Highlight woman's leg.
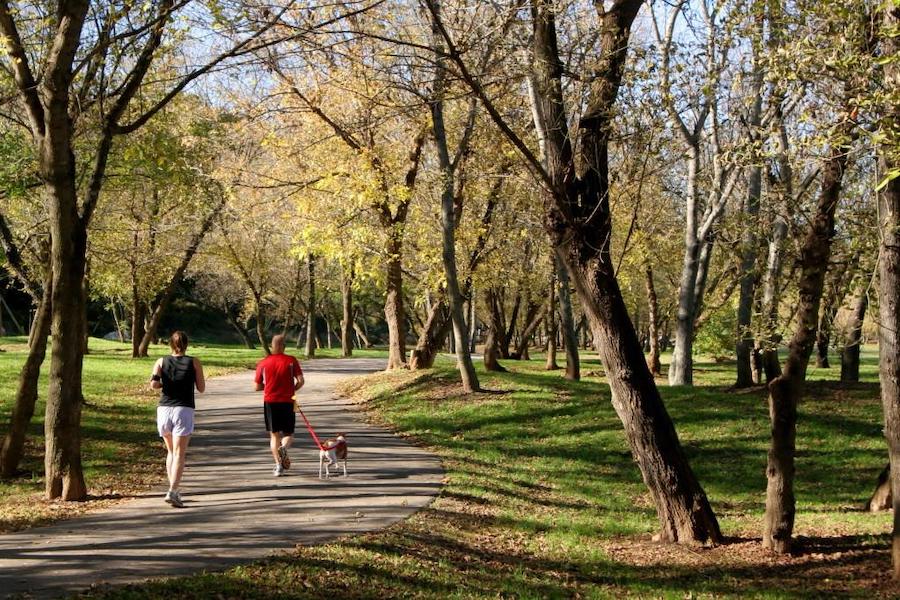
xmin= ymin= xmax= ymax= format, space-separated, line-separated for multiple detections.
xmin=170 ymin=434 xmax=191 ymax=491
xmin=162 ymin=433 xmax=175 ymax=488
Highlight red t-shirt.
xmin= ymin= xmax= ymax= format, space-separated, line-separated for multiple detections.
xmin=254 ymin=353 xmax=303 ymax=403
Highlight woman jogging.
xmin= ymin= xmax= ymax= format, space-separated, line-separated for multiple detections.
xmin=149 ymin=330 xmax=205 ymax=508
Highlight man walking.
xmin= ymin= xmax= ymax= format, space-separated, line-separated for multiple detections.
xmin=254 ymin=334 xmax=304 ymax=476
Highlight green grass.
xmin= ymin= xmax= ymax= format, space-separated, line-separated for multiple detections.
xmin=0 ymin=336 xmax=384 ymax=530
xmin=2 ymin=339 xmax=894 ymax=597
xmin=80 ymin=346 xmax=897 ymax=599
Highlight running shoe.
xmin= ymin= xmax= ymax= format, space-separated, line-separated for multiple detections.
xmin=278 ymin=446 xmax=291 ymax=470
xmin=164 ymin=490 xmax=173 ymax=504
xmin=273 ymin=464 xmax=284 ymax=477
xmin=169 ymin=491 xmax=184 ymax=508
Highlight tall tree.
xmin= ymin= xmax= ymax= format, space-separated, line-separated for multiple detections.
xmin=876 ymin=0 xmax=900 ymax=579
xmin=0 ymin=1 xmax=287 ymax=499
xmin=433 ymin=0 xmax=722 ymax=542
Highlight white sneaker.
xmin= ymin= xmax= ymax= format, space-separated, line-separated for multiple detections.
xmin=273 ymin=464 xmax=284 ymax=477
xmin=164 ymin=490 xmax=173 ymax=504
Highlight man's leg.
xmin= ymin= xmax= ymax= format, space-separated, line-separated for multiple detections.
xmin=270 ymin=432 xmax=283 ymax=464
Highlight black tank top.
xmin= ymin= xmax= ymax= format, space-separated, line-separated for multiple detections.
xmin=159 ymin=355 xmax=196 ymax=408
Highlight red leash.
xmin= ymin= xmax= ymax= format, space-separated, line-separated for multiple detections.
xmin=297 ymin=408 xmax=339 ymax=451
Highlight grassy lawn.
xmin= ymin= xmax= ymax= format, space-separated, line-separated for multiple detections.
xmin=0 ymin=336 xmax=382 ymax=531
xmin=1 ymin=338 xmax=895 ymax=598
xmin=79 ymin=346 xmax=897 ymax=599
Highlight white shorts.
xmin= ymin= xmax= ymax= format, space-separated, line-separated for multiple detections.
xmin=157 ymin=406 xmax=195 ymax=437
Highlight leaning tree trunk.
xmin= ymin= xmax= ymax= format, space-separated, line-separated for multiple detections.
xmin=513 ymin=301 xmax=545 ymax=359
xmin=305 ymin=255 xmax=316 ymax=360
xmin=0 ymin=280 xmax=52 ymax=478
xmin=763 ymin=113 xmax=853 ymax=554
xmin=225 ymin=308 xmax=255 ymax=349
xmin=877 ymin=4 xmax=900 ymax=577
xmin=865 ymin=463 xmax=892 ymax=512
xmin=531 ymin=0 xmax=719 ymax=544
xmin=645 ymin=264 xmax=662 ymax=377
xmin=840 ymin=291 xmax=867 ymax=383
xmin=410 ymin=299 xmax=452 ymax=370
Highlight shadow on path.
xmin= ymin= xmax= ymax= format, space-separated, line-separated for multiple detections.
xmin=0 ymin=358 xmax=444 ymax=598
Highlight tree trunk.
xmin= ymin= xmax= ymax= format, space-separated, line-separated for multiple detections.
xmin=546 ymin=276 xmax=559 ymax=370
xmin=353 ymin=317 xmax=371 ymax=348
xmin=815 ymin=256 xmax=857 ymax=369
xmin=513 ymin=301 xmax=545 ymax=359
xmin=254 ymin=295 xmax=270 ymax=356
xmin=45 ymin=182 xmax=89 ymax=501
xmin=669 ymin=145 xmax=701 ymax=387
xmin=384 ymin=232 xmax=407 ymax=369
xmin=340 ymin=266 xmax=353 ymax=358
xmin=763 ymin=110 xmax=854 ymax=554
xmin=224 ymin=306 xmax=254 ymax=349
xmin=735 ymin=34 xmax=764 ymax=388
xmin=865 ymin=464 xmax=892 ymax=512
xmin=136 ymin=194 xmax=225 ymax=357
xmin=428 ymin=20 xmax=480 ymax=392
xmin=840 ymin=291 xmax=867 ymax=383
xmin=645 ymin=264 xmax=662 ymax=377
xmin=876 ymin=4 xmax=900 ymax=575
xmin=0 ymin=280 xmax=51 ymax=478
xmin=555 ymin=253 xmax=580 ymax=381
xmin=131 ymin=298 xmax=146 ymax=358
xmin=483 ymin=289 xmax=506 ymax=372
xmin=305 ymin=255 xmax=316 ymax=360
xmin=410 ymin=299 xmax=452 ymax=370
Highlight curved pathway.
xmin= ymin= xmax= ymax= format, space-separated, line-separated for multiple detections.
xmin=0 ymin=358 xmax=444 ymax=598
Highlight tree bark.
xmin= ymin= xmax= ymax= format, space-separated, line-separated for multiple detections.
xmin=0 ymin=279 xmax=51 ymax=478
xmin=554 ymin=253 xmax=581 ymax=381
xmin=483 ymin=288 xmax=506 ymax=372
xmin=409 ymin=298 xmax=452 ymax=370
xmin=136 ymin=193 xmax=225 ymax=357
xmin=428 ymin=6 xmax=480 ymax=392
xmin=340 ymin=265 xmax=354 ymax=358
xmin=645 ymin=264 xmax=662 ymax=376
xmin=513 ymin=301 xmax=545 ymax=360
xmin=305 ymin=255 xmax=316 ymax=360
xmin=546 ymin=276 xmax=559 ymax=370
xmin=876 ymin=4 xmax=900 ymax=576
xmin=840 ymin=291 xmax=867 ymax=383
xmin=864 ymin=464 xmax=892 ymax=512
xmin=384 ymin=232 xmax=407 ymax=368
xmin=530 ymin=0 xmax=720 ymax=543
xmin=763 ymin=107 xmax=854 ymax=554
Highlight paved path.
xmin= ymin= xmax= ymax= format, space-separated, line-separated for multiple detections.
xmin=0 ymin=358 xmax=444 ymax=599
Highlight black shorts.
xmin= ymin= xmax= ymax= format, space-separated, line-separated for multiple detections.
xmin=264 ymin=402 xmax=296 ymax=434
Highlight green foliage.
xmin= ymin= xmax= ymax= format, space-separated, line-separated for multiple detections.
xmin=78 ymin=351 xmax=889 ymax=599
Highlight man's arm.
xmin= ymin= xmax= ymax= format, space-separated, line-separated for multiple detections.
xmin=254 ymin=363 xmax=264 ymax=392
xmin=294 ymin=372 xmax=305 ymax=391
